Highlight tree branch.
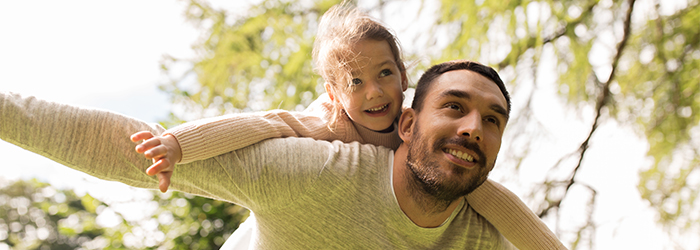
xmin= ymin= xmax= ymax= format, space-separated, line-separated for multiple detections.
xmin=538 ymin=0 xmax=637 ymax=218
xmin=497 ymin=0 xmax=599 ymax=70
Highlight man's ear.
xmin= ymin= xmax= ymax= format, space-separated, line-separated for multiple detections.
xmin=398 ymin=108 xmax=416 ymax=143
xmin=324 ymin=82 xmax=335 ymax=102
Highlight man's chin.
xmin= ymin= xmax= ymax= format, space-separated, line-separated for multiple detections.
xmin=441 ymin=169 xmax=488 ymax=197
xmin=445 ymin=162 xmax=481 ymax=178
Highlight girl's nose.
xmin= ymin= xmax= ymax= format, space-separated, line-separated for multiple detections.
xmin=366 ymin=81 xmax=383 ymax=100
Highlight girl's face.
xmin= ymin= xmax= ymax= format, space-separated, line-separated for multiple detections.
xmin=326 ymin=39 xmax=407 ymax=132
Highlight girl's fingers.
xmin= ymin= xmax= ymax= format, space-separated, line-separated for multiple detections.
xmin=147 ymin=158 xmax=173 ymax=193
xmin=146 ymin=158 xmax=171 ymax=176
xmin=136 ymin=134 xmax=173 ymax=193
xmin=144 ymin=145 xmax=167 ymax=159
xmin=130 ymin=131 xmax=154 ymax=142
xmin=157 ymin=171 xmax=173 ymax=193
xmin=136 ymin=138 xmax=163 ymax=154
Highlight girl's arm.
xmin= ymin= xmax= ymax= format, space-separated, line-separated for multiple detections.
xmin=136 ymin=94 xmax=402 ymax=192
xmin=168 ymin=94 xmax=351 ymax=164
xmin=168 ymin=109 xmax=343 ymax=164
xmin=467 ymin=180 xmax=568 ymax=250
xmin=132 ymin=109 xmax=343 ymax=192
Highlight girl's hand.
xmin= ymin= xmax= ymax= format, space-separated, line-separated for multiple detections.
xmin=130 ymin=131 xmax=182 ymax=193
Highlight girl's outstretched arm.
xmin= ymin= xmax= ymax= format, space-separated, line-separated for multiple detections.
xmin=165 ymin=93 xmax=398 ymax=164
xmin=132 ymin=109 xmax=341 ymax=192
xmin=166 ymin=108 xmax=340 ymax=164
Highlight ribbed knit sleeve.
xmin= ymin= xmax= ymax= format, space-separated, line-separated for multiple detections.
xmin=167 ymin=93 xmax=400 ymax=164
xmin=354 ymin=122 xmax=401 ymax=150
xmin=467 ymin=180 xmax=568 ymax=250
xmin=167 ymin=110 xmax=348 ymax=164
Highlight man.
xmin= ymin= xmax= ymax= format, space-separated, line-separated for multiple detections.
xmin=392 ymin=60 xmax=510 ymax=229
xmin=0 ymin=60 xmax=559 ymax=249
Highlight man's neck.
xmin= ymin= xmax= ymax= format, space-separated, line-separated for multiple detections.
xmin=392 ymin=144 xmax=462 ymax=228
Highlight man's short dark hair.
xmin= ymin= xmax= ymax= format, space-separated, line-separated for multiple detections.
xmin=411 ymin=60 xmax=511 ymax=117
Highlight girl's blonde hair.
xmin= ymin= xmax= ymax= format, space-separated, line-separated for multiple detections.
xmin=312 ymin=3 xmax=406 ymax=130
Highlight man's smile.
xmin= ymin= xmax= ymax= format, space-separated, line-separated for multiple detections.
xmin=443 ymin=148 xmax=478 ymax=169
xmin=446 ymin=148 xmax=475 ymax=162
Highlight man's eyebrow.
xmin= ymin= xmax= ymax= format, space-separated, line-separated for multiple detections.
xmin=441 ymin=89 xmax=509 ymax=119
xmin=490 ymin=104 xmax=509 ymax=120
xmin=440 ymin=89 xmax=471 ymax=100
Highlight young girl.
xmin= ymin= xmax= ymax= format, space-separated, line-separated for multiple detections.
xmin=132 ymin=4 xmax=565 ymax=250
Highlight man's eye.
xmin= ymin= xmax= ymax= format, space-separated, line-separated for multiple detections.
xmin=351 ymin=78 xmax=362 ymax=85
xmin=380 ymin=69 xmax=392 ymax=77
xmin=447 ymin=103 xmax=462 ymax=111
xmin=485 ymin=117 xmax=499 ymax=125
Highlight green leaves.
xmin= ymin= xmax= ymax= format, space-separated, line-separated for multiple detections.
xmin=0 ymin=178 xmax=248 ymax=249
xmin=619 ymin=1 xmax=700 ymax=230
xmin=162 ymin=0 xmax=331 ymax=119
xmin=431 ymin=0 xmax=699 ymax=244
xmin=0 ymin=179 xmax=107 ymax=249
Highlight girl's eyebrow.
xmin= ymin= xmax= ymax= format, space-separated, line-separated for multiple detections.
xmin=375 ymin=59 xmax=396 ymax=68
xmin=351 ymin=59 xmax=396 ymax=76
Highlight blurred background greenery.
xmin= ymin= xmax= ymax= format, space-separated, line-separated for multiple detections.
xmin=1 ymin=0 xmax=698 ymax=249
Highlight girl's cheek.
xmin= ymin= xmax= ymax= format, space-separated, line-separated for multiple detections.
xmin=350 ymin=92 xmax=366 ymax=106
xmin=339 ymin=94 xmax=360 ymax=112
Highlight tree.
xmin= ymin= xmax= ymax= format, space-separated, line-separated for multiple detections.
xmin=0 ymin=178 xmax=248 ymax=249
xmin=0 ymin=178 xmax=106 ymax=249
xmin=160 ymin=0 xmax=700 ymax=248
xmin=159 ymin=0 xmax=331 ymax=125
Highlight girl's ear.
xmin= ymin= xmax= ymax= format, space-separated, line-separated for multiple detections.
xmin=398 ymin=108 xmax=416 ymax=143
xmin=324 ymin=82 xmax=336 ymax=102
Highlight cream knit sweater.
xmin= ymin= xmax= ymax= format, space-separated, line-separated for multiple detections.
xmin=165 ymin=94 xmax=567 ymax=250
xmin=1 ymin=91 xmax=515 ymax=249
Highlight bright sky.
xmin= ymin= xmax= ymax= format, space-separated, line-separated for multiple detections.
xmin=0 ymin=0 xmax=195 ymax=186
xmin=0 ymin=1 xmax=694 ymax=249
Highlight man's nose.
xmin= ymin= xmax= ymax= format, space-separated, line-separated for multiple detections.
xmin=366 ymin=80 xmax=384 ymax=100
xmin=458 ymin=111 xmax=482 ymax=142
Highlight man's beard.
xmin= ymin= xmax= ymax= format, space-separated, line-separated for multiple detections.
xmin=405 ymin=123 xmax=492 ymax=205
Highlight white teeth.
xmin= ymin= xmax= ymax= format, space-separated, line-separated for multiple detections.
xmin=367 ymin=104 xmax=387 ymax=112
xmin=448 ymin=149 xmax=474 ymax=162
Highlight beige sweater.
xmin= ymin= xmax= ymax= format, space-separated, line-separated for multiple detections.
xmin=167 ymin=94 xmax=567 ymax=250
xmin=0 ymin=91 xmax=514 ymax=249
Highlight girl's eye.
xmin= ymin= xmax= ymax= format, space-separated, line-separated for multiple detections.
xmin=380 ymin=69 xmax=392 ymax=77
xmin=351 ymin=78 xmax=362 ymax=86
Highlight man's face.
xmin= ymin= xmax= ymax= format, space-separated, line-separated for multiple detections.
xmin=404 ymin=70 xmax=508 ymax=200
